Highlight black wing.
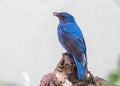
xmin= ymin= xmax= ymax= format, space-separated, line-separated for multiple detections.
xmin=61 ymin=31 xmax=86 ymax=62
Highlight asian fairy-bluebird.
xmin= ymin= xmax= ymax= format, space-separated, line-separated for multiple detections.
xmin=53 ymin=12 xmax=88 ymax=80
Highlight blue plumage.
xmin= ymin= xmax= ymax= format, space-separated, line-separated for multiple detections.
xmin=53 ymin=12 xmax=87 ymax=80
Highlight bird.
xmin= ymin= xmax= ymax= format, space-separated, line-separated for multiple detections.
xmin=53 ymin=12 xmax=88 ymax=80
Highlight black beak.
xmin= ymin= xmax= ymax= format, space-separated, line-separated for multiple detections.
xmin=53 ymin=12 xmax=60 ymax=17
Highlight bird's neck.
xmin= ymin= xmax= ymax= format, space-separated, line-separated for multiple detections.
xmin=59 ymin=20 xmax=75 ymax=24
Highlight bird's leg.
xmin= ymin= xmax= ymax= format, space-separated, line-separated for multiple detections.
xmin=66 ymin=51 xmax=72 ymax=56
xmin=66 ymin=51 xmax=70 ymax=55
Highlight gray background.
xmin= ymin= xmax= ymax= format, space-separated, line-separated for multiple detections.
xmin=0 ymin=0 xmax=120 ymax=86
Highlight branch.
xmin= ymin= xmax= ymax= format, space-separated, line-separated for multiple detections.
xmin=39 ymin=53 xmax=118 ymax=86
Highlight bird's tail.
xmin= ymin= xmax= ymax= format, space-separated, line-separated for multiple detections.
xmin=73 ymin=53 xmax=85 ymax=80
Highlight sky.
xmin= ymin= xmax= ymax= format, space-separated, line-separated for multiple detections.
xmin=0 ymin=0 xmax=120 ymax=86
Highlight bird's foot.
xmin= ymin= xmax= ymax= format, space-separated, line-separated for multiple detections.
xmin=62 ymin=52 xmax=72 ymax=56
xmin=67 ymin=52 xmax=72 ymax=56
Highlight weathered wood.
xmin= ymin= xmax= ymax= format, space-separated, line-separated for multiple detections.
xmin=40 ymin=53 xmax=118 ymax=86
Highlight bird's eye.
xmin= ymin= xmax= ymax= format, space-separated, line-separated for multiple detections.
xmin=61 ymin=14 xmax=65 ymax=18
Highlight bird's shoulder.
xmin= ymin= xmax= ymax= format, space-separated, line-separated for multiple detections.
xmin=58 ymin=22 xmax=83 ymax=39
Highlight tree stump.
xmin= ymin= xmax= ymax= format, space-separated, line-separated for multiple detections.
xmin=39 ymin=53 xmax=118 ymax=86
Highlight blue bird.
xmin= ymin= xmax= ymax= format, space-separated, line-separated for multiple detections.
xmin=53 ymin=12 xmax=88 ymax=80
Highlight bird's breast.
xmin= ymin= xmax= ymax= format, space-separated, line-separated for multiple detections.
xmin=57 ymin=27 xmax=63 ymax=44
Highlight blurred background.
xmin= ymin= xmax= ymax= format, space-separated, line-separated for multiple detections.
xmin=0 ymin=0 xmax=120 ymax=86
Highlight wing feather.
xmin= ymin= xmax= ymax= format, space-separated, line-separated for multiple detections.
xmin=61 ymin=31 xmax=86 ymax=62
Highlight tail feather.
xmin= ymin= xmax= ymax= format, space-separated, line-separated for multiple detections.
xmin=73 ymin=53 xmax=85 ymax=80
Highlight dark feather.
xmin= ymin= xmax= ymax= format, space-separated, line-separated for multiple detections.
xmin=61 ymin=31 xmax=85 ymax=62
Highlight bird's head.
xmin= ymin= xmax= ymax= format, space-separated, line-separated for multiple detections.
xmin=53 ymin=12 xmax=75 ymax=23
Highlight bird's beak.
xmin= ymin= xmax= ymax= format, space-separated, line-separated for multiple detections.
xmin=53 ymin=12 xmax=60 ymax=17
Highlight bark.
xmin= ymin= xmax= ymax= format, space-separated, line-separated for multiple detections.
xmin=39 ymin=53 xmax=118 ymax=86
